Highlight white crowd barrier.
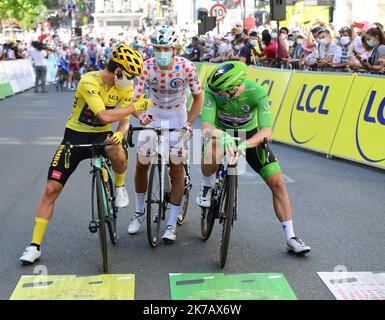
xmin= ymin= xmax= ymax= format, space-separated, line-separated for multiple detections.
xmin=0 ymin=58 xmax=57 ymax=99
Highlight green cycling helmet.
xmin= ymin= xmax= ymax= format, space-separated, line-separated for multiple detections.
xmin=207 ymin=61 xmax=247 ymax=92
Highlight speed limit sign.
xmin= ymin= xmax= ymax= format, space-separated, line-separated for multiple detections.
xmin=210 ymin=3 xmax=227 ymax=21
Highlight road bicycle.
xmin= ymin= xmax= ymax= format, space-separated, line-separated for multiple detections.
xmin=64 ymin=140 xmax=127 ymax=272
xmin=200 ymin=137 xmax=270 ymax=268
xmin=127 ymin=125 xmax=192 ymax=248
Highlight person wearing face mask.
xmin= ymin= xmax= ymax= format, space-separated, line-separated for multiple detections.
xmin=316 ymin=29 xmax=339 ymax=69
xmin=356 ymin=28 xmax=385 ymax=72
xmin=19 ymin=45 xmax=151 ymax=265
xmin=347 ymin=34 xmax=374 ymax=71
xmin=238 ymin=31 xmax=260 ymax=65
xmin=329 ymin=27 xmax=353 ymax=70
xmin=127 ymin=26 xmax=204 ymax=242
xmin=288 ymin=33 xmax=305 ymax=69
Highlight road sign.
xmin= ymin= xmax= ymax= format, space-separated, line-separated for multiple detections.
xmin=210 ymin=3 xmax=227 ymax=21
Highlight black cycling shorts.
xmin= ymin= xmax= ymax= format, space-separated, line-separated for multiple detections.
xmin=203 ymin=128 xmax=282 ymax=180
xmin=233 ymin=128 xmax=281 ymax=180
xmin=47 ymin=128 xmax=112 ymax=186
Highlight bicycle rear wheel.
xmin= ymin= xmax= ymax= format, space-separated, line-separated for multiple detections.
xmin=146 ymin=162 xmax=163 ymax=248
xmin=94 ymin=171 xmax=109 ymax=273
xmin=177 ymin=163 xmax=191 ymax=225
xmin=219 ymin=172 xmax=237 ymax=268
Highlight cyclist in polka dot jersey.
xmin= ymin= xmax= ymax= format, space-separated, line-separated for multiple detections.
xmin=134 ymin=51 xmax=202 ymax=128
xmin=128 ymin=26 xmax=204 ymax=242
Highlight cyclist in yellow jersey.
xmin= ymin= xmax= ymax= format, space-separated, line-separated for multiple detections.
xmin=20 ymin=45 xmax=151 ymax=265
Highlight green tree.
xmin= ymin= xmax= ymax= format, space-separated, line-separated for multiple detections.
xmin=0 ymin=0 xmax=47 ymax=29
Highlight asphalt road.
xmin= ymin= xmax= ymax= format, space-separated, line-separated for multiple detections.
xmin=0 ymin=85 xmax=384 ymax=300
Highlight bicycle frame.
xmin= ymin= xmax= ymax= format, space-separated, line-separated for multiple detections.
xmin=91 ymin=155 xmax=115 ymax=219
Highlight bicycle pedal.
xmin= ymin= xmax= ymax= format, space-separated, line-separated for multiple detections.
xmin=89 ymin=221 xmax=98 ymax=233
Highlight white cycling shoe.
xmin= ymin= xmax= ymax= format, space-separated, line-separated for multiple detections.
xmin=115 ymin=187 xmax=129 ymax=208
xmin=162 ymin=225 xmax=177 ymax=242
xmin=196 ymin=186 xmax=212 ymax=208
xmin=20 ymin=245 xmax=41 ymax=265
xmin=128 ymin=212 xmax=145 ymax=234
xmin=287 ymin=237 xmax=311 ymax=255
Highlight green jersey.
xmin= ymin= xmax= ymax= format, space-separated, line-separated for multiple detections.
xmin=201 ymin=80 xmax=272 ymax=131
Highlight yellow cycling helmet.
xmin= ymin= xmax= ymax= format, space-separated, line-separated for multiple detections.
xmin=110 ymin=44 xmax=144 ymax=77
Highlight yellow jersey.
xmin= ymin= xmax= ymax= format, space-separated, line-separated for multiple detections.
xmin=66 ymin=71 xmax=134 ymax=133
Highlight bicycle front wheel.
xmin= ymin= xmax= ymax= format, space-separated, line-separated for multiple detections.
xmin=219 ymin=173 xmax=237 ymax=268
xmin=103 ymin=167 xmax=118 ymax=245
xmin=177 ymin=163 xmax=191 ymax=225
xmin=146 ymin=163 xmax=163 ymax=248
xmin=94 ymin=171 xmax=109 ymax=273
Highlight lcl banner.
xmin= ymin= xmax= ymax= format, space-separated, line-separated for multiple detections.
xmin=273 ymin=71 xmax=354 ymax=154
xmin=330 ymin=74 xmax=385 ymax=169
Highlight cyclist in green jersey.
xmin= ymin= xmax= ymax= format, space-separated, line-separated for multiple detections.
xmin=197 ymin=61 xmax=311 ymax=254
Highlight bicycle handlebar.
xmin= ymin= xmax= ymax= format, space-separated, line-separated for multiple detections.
xmin=63 ymin=139 xmax=127 ymax=169
xmin=127 ymin=125 xmax=179 ymax=148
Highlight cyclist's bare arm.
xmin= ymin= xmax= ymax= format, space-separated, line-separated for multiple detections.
xmin=187 ymin=92 xmax=203 ymax=124
xmin=243 ymin=127 xmax=272 ymax=148
xmin=96 ymin=105 xmax=137 ymax=124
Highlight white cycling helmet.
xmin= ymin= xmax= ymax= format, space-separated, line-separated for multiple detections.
xmin=151 ymin=25 xmax=179 ymax=47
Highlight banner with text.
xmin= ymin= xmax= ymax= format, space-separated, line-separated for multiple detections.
xmin=273 ymin=72 xmax=354 ymax=154
xmin=330 ymin=74 xmax=385 ymax=169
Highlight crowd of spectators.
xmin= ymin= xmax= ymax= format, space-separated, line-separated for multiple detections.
xmin=1 ymin=19 xmax=385 ymax=81
xmin=183 ymin=20 xmax=385 ymax=74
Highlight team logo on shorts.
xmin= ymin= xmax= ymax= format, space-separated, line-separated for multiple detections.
xmin=170 ymin=78 xmax=184 ymax=88
xmin=241 ymin=104 xmax=251 ymax=113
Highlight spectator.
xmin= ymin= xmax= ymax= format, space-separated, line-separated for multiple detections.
xmin=316 ymin=28 xmax=339 ymax=69
xmin=300 ymin=41 xmax=318 ymax=70
xmin=354 ymin=28 xmax=385 ymax=72
xmin=29 ymin=42 xmax=48 ymax=93
xmin=348 ymin=34 xmax=373 ymax=71
xmin=288 ymin=33 xmax=306 ymax=69
xmin=257 ymin=32 xmax=277 ymax=66
xmin=238 ymin=31 xmax=260 ymax=65
xmin=332 ymin=26 xmax=354 ymax=70
xmin=188 ymin=36 xmax=202 ymax=62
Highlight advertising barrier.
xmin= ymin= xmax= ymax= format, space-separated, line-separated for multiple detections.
xmin=330 ymin=74 xmax=385 ymax=169
xmin=0 ymin=63 xmax=13 ymax=99
xmin=272 ymin=71 xmax=354 ymax=154
xmin=246 ymin=66 xmax=292 ymax=123
xmin=0 ymin=60 xmax=35 ymax=94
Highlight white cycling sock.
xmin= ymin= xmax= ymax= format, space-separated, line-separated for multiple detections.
xmin=202 ymin=173 xmax=215 ymax=187
xmin=281 ymin=220 xmax=295 ymax=241
xmin=135 ymin=192 xmax=146 ymax=214
xmin=167 ymin=204 xmax=180 ymax=228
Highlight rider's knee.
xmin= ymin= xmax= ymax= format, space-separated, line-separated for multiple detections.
xmin=44 ymin=182 xmax=62 ymax=199
xmin=269 ymin=177 xmax=286 ymax=195
xmin=170 ymin=147 xmax=184 ymax=166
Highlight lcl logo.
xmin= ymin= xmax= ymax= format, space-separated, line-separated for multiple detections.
xmin=290 ymin=84 xmax=331 ymax=144
xmin=356 ymin=90 xmax=385 ymax=163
